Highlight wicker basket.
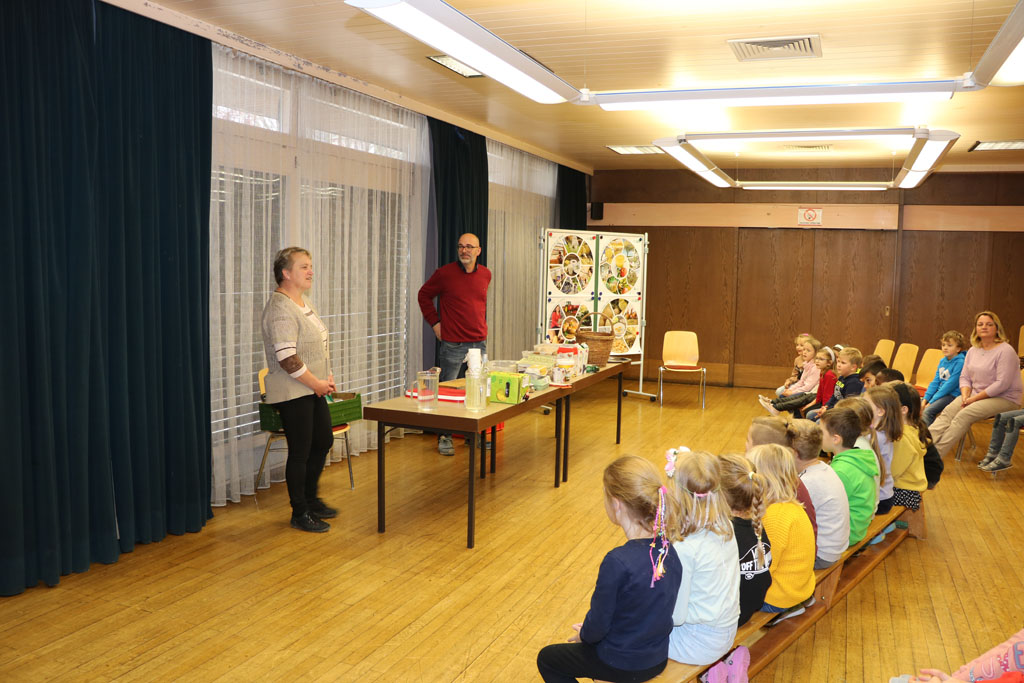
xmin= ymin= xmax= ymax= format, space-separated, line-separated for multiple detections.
xmin=576 ymin=312 xmax=615 ymax=366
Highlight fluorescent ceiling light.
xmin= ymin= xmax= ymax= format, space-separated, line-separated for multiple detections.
xmin=971 ymin=0 xmax=1024 ymax=86
xmin=607 ymin=145 xmax=666 ymax=155
xmin=969 ymin=140 xmax=1024 ymax=151
xmin=740 ymin=182 xmax=890 ymax=191
xmin=898 ymin=171 xmax=929 ymax=189
xmin=654 ymin=128 xmax=959 ymax=191
xmin=909 ymin=139 xmax=954 ymax=172
xmin=991 ymin=40 xmax=1024 ymax=85
xmin=654 ymin=140 xmax=710 ymax=173
xmin=346 ymin=0 xmax=580 ymax=104
xmin=683 ymin=128 xmax=916 ymax=143
xmin=595 ymin=81 xmax=964 ymax=111
xmin=427 ymin=55 xmax=482 ymax=78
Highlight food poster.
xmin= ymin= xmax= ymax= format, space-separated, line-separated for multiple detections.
xmin=596 ymin=296 xmax=642 ymax=354
xmin=545 ymin=298 xmax=594 ymax=344
xmin=596 ymin=235 xmax=643 ymax=297
xmin=546 ymin=230 xmax=596 ymax=296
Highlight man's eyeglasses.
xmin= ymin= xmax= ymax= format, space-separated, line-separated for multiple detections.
xmin=457 ymin=244 xmax=479 ymax=251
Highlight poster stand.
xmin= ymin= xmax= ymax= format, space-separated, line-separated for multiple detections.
xmin=539 ymin=229 xmax=655 ymax=401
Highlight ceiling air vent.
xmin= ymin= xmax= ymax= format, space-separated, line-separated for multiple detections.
xmin=728 ymin=35 xmax=822 ymax=61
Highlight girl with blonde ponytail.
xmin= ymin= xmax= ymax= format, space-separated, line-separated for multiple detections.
xmin=717 ymin=453 xmax=773 ymax=627
xmin=746 ymin=445 xmax=816 ymax=616
xmin=537 ymin=456 xmax=682 ymax=683
xmin=662 ymin=448 xmax=739 ymax=665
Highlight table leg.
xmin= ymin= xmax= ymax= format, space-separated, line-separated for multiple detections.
xmin=554 ymin=398 xmax=563 ymax=488
xmin=490 ymin=425 xmax=497 ymax=473
xmin=467 ymin=431 xmax=476 ymax=549
xmin=377 ymin=420 xmax=386 ymax=533
xmin=480 ymin=431 xmax=486 ymax=479
xmin=562 ymin=394 xmax=571 ymax=483
xmin=616 ymin=370 xmax=623 ymax=444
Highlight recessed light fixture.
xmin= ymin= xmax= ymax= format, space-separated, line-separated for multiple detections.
xmin=969 ymin=140 xmax=1024 ymax=151
xmin=427 ymin=55 xmax=483 ymax=78
xmin=653 ymin=128 xmax=960 ymax=191
xmin=606 ymin=145 xmax=665 ymax=155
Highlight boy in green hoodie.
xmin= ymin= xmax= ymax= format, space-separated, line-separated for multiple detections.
xmin=819 ymin=407 xmax=881 ymax=545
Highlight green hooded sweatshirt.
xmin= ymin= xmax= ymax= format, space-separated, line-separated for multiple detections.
xmin=830 ymin=447 xmax=880 ymax=545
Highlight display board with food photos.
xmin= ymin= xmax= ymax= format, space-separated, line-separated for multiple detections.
xmin=541 ymin=230 xmax=648 ymax=356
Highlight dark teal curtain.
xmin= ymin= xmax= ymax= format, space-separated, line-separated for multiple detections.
xmin=0 ymin=0 xmax=211 ymax=596
xmin=556 ymin=164 xmax=588 ymax=229
xmin=427 ymin=118 xmax=488 ymax=266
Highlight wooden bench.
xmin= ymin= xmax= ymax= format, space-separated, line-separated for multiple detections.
xmin=646 ymin=501 xmax=925 ymax=682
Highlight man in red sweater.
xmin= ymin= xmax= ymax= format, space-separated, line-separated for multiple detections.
xmin=418 ymin=233 xmax=492 ymax=455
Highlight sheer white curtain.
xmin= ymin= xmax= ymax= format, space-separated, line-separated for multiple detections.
xmin=209 ymin=45 xmax=429 ymax=506
xmin=486 ymin=139 xmax=557 ymax=361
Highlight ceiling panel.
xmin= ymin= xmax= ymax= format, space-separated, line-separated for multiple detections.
xmin=157 ymin=0 xmax=1024 ymax=172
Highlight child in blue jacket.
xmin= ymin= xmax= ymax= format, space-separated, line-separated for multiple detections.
xmin=922 ymin=330 xmax=967 ymax=425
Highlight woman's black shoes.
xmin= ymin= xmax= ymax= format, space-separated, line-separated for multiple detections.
xmin=308 ymin=499 xmax=338 ymax=519
xmin=291 ymin=511 xmax=329 ymax=533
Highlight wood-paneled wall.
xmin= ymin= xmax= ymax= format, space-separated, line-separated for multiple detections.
xmin=592 ymin=170 xmax=1024 ymax=387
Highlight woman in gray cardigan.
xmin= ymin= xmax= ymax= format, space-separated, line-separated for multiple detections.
xmin=261 ymin=247 xmax=337 ymax=533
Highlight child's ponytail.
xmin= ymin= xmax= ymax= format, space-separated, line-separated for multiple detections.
xmin=603 ymin=455 xmax=678 ymax=586
xmin=748 ymin=471 xmax=769 ymax=569
xmin=717 ymin=453 xmax=768 ymax=568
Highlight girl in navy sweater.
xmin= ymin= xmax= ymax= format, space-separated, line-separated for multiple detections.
xmin=537 ymin=456 xmax=682 ymax=683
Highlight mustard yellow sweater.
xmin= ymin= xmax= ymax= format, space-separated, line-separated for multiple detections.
xmin=763 ymin=501 xmax=816 ymax=609
xmin=891 ymin=425 xmax=928 ymax=492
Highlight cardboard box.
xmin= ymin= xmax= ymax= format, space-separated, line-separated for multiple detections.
xmin=490 ymin=372 xmax=529 ymax=404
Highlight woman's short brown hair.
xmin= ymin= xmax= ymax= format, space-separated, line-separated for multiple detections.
xmin=273 ymin=247 xmax=311 ymax=285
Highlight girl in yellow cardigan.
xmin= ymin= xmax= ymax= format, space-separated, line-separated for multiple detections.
xmin=746 ymin=444 xmax=816 ymax=617
xmin=889 ymin=382 xmax=929 ymax=510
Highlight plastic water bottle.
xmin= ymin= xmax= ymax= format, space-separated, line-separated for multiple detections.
xmin=465 ymin=365 xmax=486 ymax=412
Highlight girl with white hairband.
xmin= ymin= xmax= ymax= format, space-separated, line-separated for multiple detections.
xmin=662 ymin=447 xmax=741 ymax=667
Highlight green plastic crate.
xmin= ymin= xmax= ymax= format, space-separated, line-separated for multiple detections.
xmin=259 ymin=392 xmax=362 ymax=432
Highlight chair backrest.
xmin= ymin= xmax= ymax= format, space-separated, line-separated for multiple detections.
xmin=663 ymin=331 xmax=699 ymax=366
xmin=258 ymin=367 xmax=269 ymax=400
xmin=1018 ymin=324 xmax=1024 ymax=356
xmin=890 ymin=343 xmax=919 ymax=381
xmin=873 ymin=338 xmax=895 ymax=366
xmin=913 ymin=348 xmax=943 ymax=389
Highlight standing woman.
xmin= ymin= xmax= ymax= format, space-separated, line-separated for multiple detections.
xmin=930 ymin=311 xmax=1023 ymax=459
xmin=262 ymin=247 xmax=337 ymax=533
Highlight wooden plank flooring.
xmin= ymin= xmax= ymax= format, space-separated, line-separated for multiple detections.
xmin=1 ymin=382 xmax=1021 ymax=682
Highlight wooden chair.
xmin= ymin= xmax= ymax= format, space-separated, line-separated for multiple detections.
xmin=872 ymin=338 xmax=895 ymax=366
xmin=1018 ymin=324 xmax=1024 ymax=357
xmin=658 ymin=331 xmax=706 ymax=409
xmin=256 ymin=369 xmax=355 ymax=491
xmin=913 ymin=348 xmax=943 ymax=396
xmin=890 ymin=343 xmax=919 ymax=381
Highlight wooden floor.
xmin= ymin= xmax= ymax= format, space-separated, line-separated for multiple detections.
xmin=2 ymin=381 xmax=1022 ymax=682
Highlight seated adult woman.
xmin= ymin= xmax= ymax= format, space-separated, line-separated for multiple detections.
xmin=929 ymin=311 xmax=1023 ymax=458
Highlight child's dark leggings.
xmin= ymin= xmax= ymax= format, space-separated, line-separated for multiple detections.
xmin=537 ymin=643 xmax=666 ymax=683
